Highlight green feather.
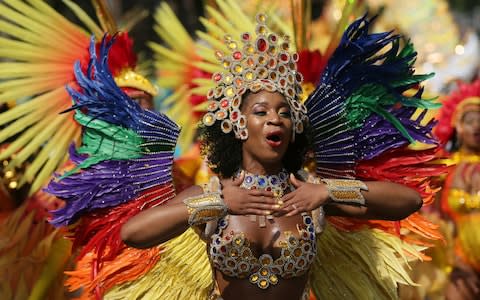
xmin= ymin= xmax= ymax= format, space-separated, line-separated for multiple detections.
xmin=60 ymin=111 xmax=143 ymax=178
xmin=345 ymin=83 xmax=436 ymax=143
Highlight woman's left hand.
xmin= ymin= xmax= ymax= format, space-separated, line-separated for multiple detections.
xmin=278 ymin=174 xmax=329 ymax=217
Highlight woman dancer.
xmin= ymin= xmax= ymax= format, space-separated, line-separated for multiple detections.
xmin=47 ymin=6 xmax=445 ymax=299
xmin=435 ymin=80 xmax=480 ymax=300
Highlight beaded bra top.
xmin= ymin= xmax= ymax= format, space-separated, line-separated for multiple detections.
xmin=209 ymin=213 xmax=317 ymax=290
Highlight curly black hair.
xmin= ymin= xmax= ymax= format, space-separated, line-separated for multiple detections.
xmin=198 ymin=107 xmax=312 ymax=179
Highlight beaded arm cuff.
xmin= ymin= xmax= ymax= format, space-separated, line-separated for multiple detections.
xmin=320 ymin=179 xmax=368 ymax=206
xmin=184 ymin=177 xmax=227 ymax=226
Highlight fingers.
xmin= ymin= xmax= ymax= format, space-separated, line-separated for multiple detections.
xmin=283 ymin=202 xmax=304 ymax=217
xmin=247 ymin=202 xmax=283 ymax=212
xmin=289 ymin=173 xmax=302 ymax=188
xmin=280 ymin=192 xmax=295 ymax=204
xmin=285 ymin=206 xmax=301 ymax=217
xmin=248 ymin=190 xmax=278 ymax=204
xmin=250 ymin=197 xmax=278 ymax=205
xmin=248 ymin=189 xmax=275 ymax=197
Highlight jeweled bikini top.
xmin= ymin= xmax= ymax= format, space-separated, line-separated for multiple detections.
xmin=209 ymin=214 xmax=317 ymax=290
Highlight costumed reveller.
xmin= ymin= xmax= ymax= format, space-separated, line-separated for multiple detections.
xmin=435 ymin=79 xmax=480 ymax=300
xmin=0 ymin=1 xmax=157 ymax=299
xmin=45 ymin=1 xmax=448 ymax=298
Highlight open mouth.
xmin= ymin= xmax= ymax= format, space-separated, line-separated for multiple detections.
xmin=266 ymin=132 xmax=283 ymax=147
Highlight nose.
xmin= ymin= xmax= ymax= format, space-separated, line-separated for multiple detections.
xmin=266 ymin=111 xmax=281 ymax=125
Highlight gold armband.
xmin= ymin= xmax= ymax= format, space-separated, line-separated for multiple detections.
xmin=184 ymin=176 xmax=227 ymax=226
xmin=321 ymin=178 xmax=368 ymax=206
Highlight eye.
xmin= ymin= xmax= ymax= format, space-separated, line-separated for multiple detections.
xmin=279 ymin=110 xmax=291 ymax=117
xmin=253 ymin=110 xmax=267 ymax=116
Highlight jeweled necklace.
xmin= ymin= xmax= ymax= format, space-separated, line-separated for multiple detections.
xmin=239 ymin=169 xmax=292 ymax=227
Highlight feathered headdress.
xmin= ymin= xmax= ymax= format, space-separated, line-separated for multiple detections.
xmin=434 ymin=79 xmax=480 ymax=146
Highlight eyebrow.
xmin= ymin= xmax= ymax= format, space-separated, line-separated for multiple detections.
xmin=251 ymin=100 xmax=290 ymax=109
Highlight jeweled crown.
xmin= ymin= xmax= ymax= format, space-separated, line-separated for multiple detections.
xmin=202 ymin=13 xmax=308 ymax=140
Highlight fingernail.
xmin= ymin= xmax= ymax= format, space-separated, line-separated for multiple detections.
xmin=278 ymin=200 xmax=284 ymax=205
xmin=274 ymin=204 xmax=280 ymax=209
xmin=265 ymin=211 xmax=271 ymax=215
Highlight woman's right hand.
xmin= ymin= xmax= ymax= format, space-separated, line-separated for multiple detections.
xmin=221 ymin=171 xmax=281 ymax=216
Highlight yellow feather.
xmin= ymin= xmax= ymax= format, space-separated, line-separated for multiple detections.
xmin=0 ymin=106 xmax=49 ymax=142
xmin=28 ymin=237 xmax=71 ymax=300
xmin=191 ymin=60 xmax=222 ymax=74
xmin=0 ymin=63 xmax=73 ymax=78
xmin=12 ymin=113 xmax=67 ymax=168
xmin=62 ymin=0 xmax=102 ymax=38
xmin=149 ymin=43 xmax=190 ymax=64
xmin=191 ymin=77 xmax=214 ymax=86
xmin=205 ymin=5 xmax=240 ymax=38
xmin=190 ymin=85 xmax=213 ymax=95
xmin=5 ymin=0 xmax=88 ymax=48
xmin=29 ymin=123 xmax=79 ymax=194
xmin=156 ymin=77 xmax=184 ymax=87
xmin=0 ymin=88 xmax=66 ymax=125
xmin=153 ymin=3 xmax=193 ymax=53
xmin=0 ymin=120 xmax=44 ymax=161
xmin=195 ymin=30 xmax=229 ymax=53
xmin=162 ymin=86 xmax=189 ymax=107
xmin=199 ymin=16 xmax=228 ymax=40
xmin=0 ymin=2 xmax=79 ymax=49
xmin=225 ymin=0 xmax=253 ymax=26
xmin=194 ymin=102 xmax=209 ymax=112
xmin=105 ymin=229 xmax=212 ymax=300
xmin=310 ymin=224 xmax=425 ymax=300
xmin=0 ymin=42 xmax=82 ymax=63
xmin=153 ymin=61 xmax=185 ymax=72
xmin=0 ymin=76 xmax=70 ymax=103
xmin=217 ymin=0 xmax=254 ymax=32
xmin=21 ymin=120 xmax=71 ymax=185
xmin=195 ymin=44 xmax=218 ymax=64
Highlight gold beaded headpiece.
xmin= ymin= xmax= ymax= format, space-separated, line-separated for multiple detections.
xmin=201 ymin=13 xmax=308 ymax=140
xmin=452 ymin=96 xmax=480 ymax=125
xmin=114 ymin=69 xmax=158 ymax=97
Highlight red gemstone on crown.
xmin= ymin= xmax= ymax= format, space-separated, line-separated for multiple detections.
xmin=231 ymin=111 xmax=239 ymax=120
xmin=257 ymin=38 xmax=267 ymax=52
xmin=220 ymin=99 xmax=229 ymax=108
xmin=208 ymin=102 xmax=217 ymax=110
xmin=280 ymin=53 xmax=288 ymax=61
xmin=242 ymin=33 xmax=250 ymax=40
xmin=233 ymin=51 xmax=242 ymax=60
xmin=213 ymin=73 xmax=222 ymax=81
